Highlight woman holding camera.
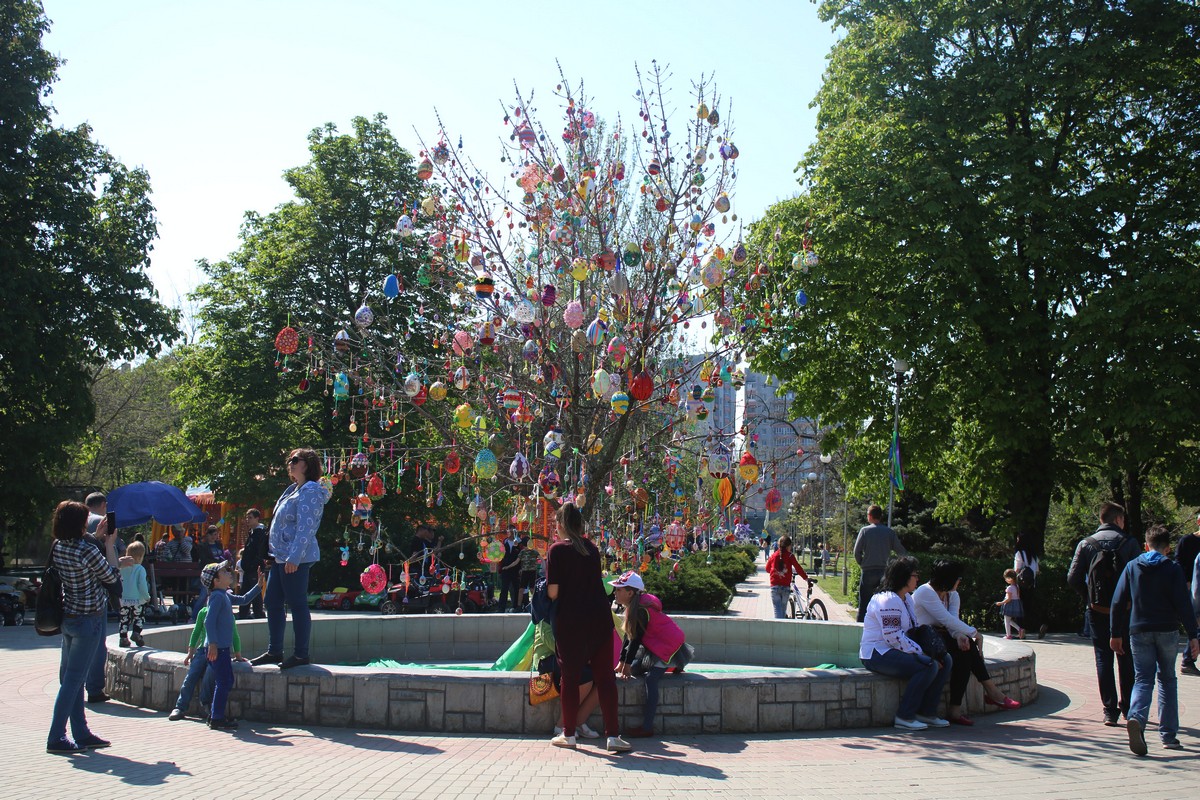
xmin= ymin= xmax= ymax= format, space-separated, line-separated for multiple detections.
xmin=46 ymin=501 xmax=120 ymax=753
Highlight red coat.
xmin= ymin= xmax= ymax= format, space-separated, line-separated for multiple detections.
xmin=766 ymin=550 xmax=809 ymax=587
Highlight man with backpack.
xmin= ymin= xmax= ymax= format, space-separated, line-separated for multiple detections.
xmin=1067 ymin=502 xmax=1143 ymax=726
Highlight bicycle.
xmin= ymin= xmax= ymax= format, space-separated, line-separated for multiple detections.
xmin=787 ymin=577 xmax=828 ymax=621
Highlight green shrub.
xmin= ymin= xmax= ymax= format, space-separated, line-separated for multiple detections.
xmin=703 ymin=548 xmax=757 ymax=590
xmin=642 ymin=563 xmax=731 ymax=612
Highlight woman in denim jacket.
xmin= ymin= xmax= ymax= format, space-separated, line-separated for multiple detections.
xmin=250 ymin=448 xmax=326 ymax=669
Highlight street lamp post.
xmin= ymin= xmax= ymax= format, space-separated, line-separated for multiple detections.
xmin=819 ymin=453 xmax=832 ymax=576
xmin=887 ymin=358 xmax=909 ymax=528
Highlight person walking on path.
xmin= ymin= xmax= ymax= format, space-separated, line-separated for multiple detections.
xmin=853 ymin=505 xmax=907 ymax=623
xmin=1174 ymin=517 xmax=1200 ymax=674
xmin=766 ymin=536 xmax=809 ymax=619
xmin=546 ymin=502 xmax=628 ymax=753
xmin=1067 ymin=501 xmax=1142 ymax=726
xmin=239 ymin=509 xmax=268 ymax=619
xmin=250 ymin=448 xmax=325 ymax=670
xmin=1110 ymin=525 xmax=1199 ymax=754
xmin=1013 ymin=534 xmax=1047 ymax=639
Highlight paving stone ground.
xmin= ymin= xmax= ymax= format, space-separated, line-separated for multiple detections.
xmin=3 ymin=557 xmax=1194 ymax=798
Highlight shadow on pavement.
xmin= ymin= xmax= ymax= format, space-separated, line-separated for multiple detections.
xmin=68 ymin=753 xmax=191 ymax=785
xmin=575 ymin=745 xmax=729 ymax=779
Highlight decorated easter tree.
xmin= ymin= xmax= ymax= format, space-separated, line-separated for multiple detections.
xmin=305 ymin=64 xmax=763 ymax=572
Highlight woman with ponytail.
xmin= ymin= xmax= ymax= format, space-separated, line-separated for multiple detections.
xmin=546 ymin=502 xmax=628 ymax=753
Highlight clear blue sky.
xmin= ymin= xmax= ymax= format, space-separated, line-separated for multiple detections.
xmin=41 ymin=1 xmax=836 ymax=308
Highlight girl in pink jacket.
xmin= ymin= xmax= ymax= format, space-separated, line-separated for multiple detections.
xmin=613 ymin=570 xmax=691 ymax=738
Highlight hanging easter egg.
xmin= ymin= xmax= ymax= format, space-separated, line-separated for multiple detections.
xmin=552 ymin=384 xmax=571 ymax=410
xmin=708 ymin=451 xmax=731 ymax=479
xmin=511 ymin=404 xmax=534 ymax=427
xmin=453 ymin=403 xmax=473 ymax=428
xmin=334 ymin=330 xmax=352 ymax=354
xmin=719 ymin=141 xmax=739 ymax=160
xmin=348 ymin=451 xmax=370 ymax=479
xmin=417 ymin=158 xmax=433 ymax=180
xmin=471 ymin=415 xmax=488 ymax=434
xmin=586 ymin=434 xmax=603 ymax=455
xmin=586 ymin=316 xmax=608 ymax=346
xmin=696 ymin=101 xmax=709 ymax=119
xmin=453 ymin=366 xmax=471 ymax=391
xmin=317 ymin=476 xmax=334 ymax=504
xmin=591 ymin=368 xmax=612 ymax=398
xmin=571 ymin=329 xmax=588 ymax=352
xmin=432 ymin=142 xmax=450 ymax=165
xmin=382 ymin=273 xmax=400 ymax=298
xmin=713 ymin=476 xmax=734 ymax=508
xmin=352 ymin=304 xmax=372 ymax=331
xmin=451 ymin=330 xmax=473 ymax=356
xmin=394 ymin=214 xmax=414 ymax=237
xmin=361 ymin=563 xmax=387 ymax=594
xmin=731 ymin=369 xmax=745 ymax=389
xmin=541 ymin=284 xmax=557 ymax=307
xmin=701 ymin=260 xmax=725 ymax=289
xmin=333 ymin=372 xmax=350 ymax=400
xmin=611 ymin=391 xmax=630 ymax=415
xmin=513 ymin=298 xmax=537 ymax=324
xmin=764 ymin=488 xmax=783 ymax=514
xmin=629 ymin=370 xmax=654 ymax=403
xmin=609 ymin=271 xmax=629 ymax=295
xmin=696 ymin=404 xmax=710 ymax=422
xmin=694 ymin=145 xmax=707 ymax=165
xmin=731 ymin=242 xmax=748 ymax=265
xmin=274 ymin=326 xmax=299 ymax=355
xmin=563 ymin=299 xmax=584 ymax=329
xmin=428 ymin=380 xmax=448 ymax=401
xmin=569 ymin=258 xmax=590 ymax=282
xmin=805 ymin=251 xmax=819 ymax=268
xmin=474 ymin=449 xmax=499 ymax=479
xmin=707 ymin=109 xmax=721 ymax=126
xmin=607 ymin=336 xmax=628 ymax=368
xmin=535 ymin=466 xmax=559 ymax=498
xmin=403 ymin=371 xmax=422 ymax=397
xmin=444 ymin=450 xmax=461 ymax=474
xmin=521 ymin=339 xmax=539 ymax=362
xmin=738 ymin=452 xmax=760 ymax=484
xmin=504 ymin=451 xmax=528 ymax=481
xmin=517 ymin=123 xmax=537 ymax=149
xmin=502 ymin=386 xmax=522 ymax=409
xmin=715 ymin=193 xmax=731 ymax=214
xmin=647 ymin=158 xmax=662 ymax=176
xmin=794 ymin=289 xmax=808 ymax=307
xmin=366 ymin=472 xmax=386 ymax=500
xmin=542 ymin=428 xmax=565 ymax=460
xmin=622 ymin=242 xmax=641 ymax=267
xmin=474 ymin=273 xmax=495 ymax=301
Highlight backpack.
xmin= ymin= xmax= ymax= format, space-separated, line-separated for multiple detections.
xmin=529 ymin=578 xmax=557 ymax=628
xmin=1085 ymin=536 xmax=1127 ymax=614
xmin=35 ymin=544 xmax=64 ymax=636
xmin=1015 ymin=552 xmax=1037 ymax=591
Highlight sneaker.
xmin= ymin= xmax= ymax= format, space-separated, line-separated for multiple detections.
xmin=1037 ymin=624 xmax=1048 ymax=640
xmin=550 ymin=733 xmax=576 ymax=749
xmin=168 ymin=708 xmax=185 ymax=721
xmin=1163 ymin=739 xmax=1183 ymax=750
xmin=577 ymin=723 xmax=601 ymax=739
xmin=1181 ymin=662 xmax=1200 ymax=676
xmin=1103 ymin=713 xmax=1120 ymax=727
xmin=119 ymin=636 xmax=131 ymax=648
xmin=207 ymin=717 xmax=239 ymax=731
xmin=46 ymin=738 xmax=84 ymax=754
xmin=132 ymin=633 xmax=144 ymax=647
xmin=606 ymin=735 xmax=632 ymax=753
xmin=77 ymin=735 xmax=111 ymax=749
xmin=249 ymin=651 xmax=283 ymax=666
xmin=893 ymin=716 xmax=929 ymax=731
xmin=280 ymin=655 xmax=310 ymax=670
xmin=1004 ymin=634 xmax=1015 ymax=640
xmin=1127 ymin=718 xmax=1148 ymax=756
xmin=915 ymin=714 xmax=950 ymax=728
xmin=85 ymin=692 xmax=110 ymax=705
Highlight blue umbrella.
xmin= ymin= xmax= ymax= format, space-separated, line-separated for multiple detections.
xmin=106 ymin=481 xmax=208 ymax=527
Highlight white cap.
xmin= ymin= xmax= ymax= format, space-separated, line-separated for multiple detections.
xmin=611 ymin=570 xmax=644 ymax=592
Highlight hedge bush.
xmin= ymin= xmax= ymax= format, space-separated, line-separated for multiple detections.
xmin=847 ymin=552 xmax=1083 ymax=634
xmin=642 ymin=559 xmax=732 ymax=612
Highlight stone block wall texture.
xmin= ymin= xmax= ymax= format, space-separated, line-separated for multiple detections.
xmin=108 ymin=614 xmax=1037 ymax=734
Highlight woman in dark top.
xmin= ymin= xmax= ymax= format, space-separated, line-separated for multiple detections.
xmin=46 ymin=501 xmax=120 ymax=753
xmin=546 ymin=502 xmax=628 ymax=752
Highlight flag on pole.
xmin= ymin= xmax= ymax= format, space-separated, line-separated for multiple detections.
xmin=889 ymin=431 xmax=905 ymax=491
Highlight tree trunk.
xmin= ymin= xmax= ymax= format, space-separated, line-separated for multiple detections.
xmin=1123 ymin=468 xmax=1144 ymax=540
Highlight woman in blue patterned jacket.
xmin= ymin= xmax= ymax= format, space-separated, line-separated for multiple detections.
xmin=250 ymin=448 xmax=326 ymax=669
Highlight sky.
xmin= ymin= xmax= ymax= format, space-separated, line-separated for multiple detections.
xmin=40 ymin=0 xmax=838 ymax=310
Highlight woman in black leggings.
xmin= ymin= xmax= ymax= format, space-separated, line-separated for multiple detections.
xmin=912 ymin=560 xmax=1021 ymax=725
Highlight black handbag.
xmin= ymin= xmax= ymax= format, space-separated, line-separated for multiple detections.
xmin=906 ymin=624 xmax=948 ymax=660
xmin=35 ymin=544 xmax=64 ymax=636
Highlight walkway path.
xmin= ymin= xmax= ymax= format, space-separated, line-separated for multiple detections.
xmin=3 ymin=567 xmax=1191 ymax=798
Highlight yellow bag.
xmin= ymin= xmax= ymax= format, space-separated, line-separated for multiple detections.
xmin=528 ymin=672 xmax=559 ymax=706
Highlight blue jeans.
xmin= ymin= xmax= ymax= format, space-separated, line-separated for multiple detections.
xmin=770 ymin=586 xmax=790 ymax=619
xmin=209 ymin=647 xmax=233 ymax=721
xmin=863 ymin=648 xmax=952 ymax=720
xmin=174 ymin=653 xmax=215 ymax=712
xmin=1087 ymin=609 xmax=1133 ymax=719
xmin=1129 ymin=630 xmax=1180 ymax=742
xmin=85 ymin=615 xmax=109 ymax=696
xmin=643 ymin=665 xmax=667 ymax=729
xmin=48 ymin=611 xmax=106 ymax=746
xmin=265 ymin=561 xmax=312 ymax=658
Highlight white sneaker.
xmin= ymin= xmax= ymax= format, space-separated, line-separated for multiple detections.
xmin=915 ymin=714 xmax=949 ymax=728
xmin=577 ymin=723 xmax=600 ymax=739
xmin=550 ymin=733 xmax=576 ymax=748
xmin=606 ymin=735 xmax=632 ymax=752
xmin=893 ymin=716 xmax=929 ymax=731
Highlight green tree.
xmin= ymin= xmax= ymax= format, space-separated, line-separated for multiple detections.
xmin=740 ymin=0 xmax=1200 ymax=553
xmin=161 ymin=115 xmax=463 ymax=563
xmin=0 ymin=1 xmax=178 ymax=553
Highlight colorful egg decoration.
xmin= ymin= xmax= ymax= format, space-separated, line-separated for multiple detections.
xmin=428 ymin=380 xmax=448 ymax=401
xmin=453 ymin=403 xmax=473 ymax=428
xmin=354 ymin=304 xmax=374 ymax=328
xmin=563 ymin=299 xmax=584 ymax=329
xmin=611 ymin=391 xmax=631 ymax=415
xmin=474 ymin=449 xmax=499 ymax=479
xmin=453 ymin=366 xmax=471 ymax=391
xmin=382 ymin=273 xmax=400 ymax=298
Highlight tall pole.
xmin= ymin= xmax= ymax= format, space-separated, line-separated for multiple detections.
xmin=887 ymin=358 xmax=907 ymax=528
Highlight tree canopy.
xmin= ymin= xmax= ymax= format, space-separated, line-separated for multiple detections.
xmin=0 ymin=0 xmax=178 ymax=544
xmin=737 ymin=0 xmax=1200 ymax=551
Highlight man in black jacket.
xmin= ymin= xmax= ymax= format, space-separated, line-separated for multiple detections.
xmin=239 ymin=509 xmax=267 ymax=619
xmin=1067 ymin=502 xmax=1143 ymax=726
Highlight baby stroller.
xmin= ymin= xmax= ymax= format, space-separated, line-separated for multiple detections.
xmin=0 ymin=583 xmax=26 ymax=626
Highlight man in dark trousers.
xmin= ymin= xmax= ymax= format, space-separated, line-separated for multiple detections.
xmin=1067 ymin=501 xmax=1143 ymax=726
xmin=1110 ymin=525 xmax=1198 ymax=753
xmin=852 ymin=504 xmax=907 ymax=623
xmin=497 ymin=528 xmax=523 ymax=612
xmin=239 ymin=509 xmax=268 ymax=619
xmin=1173 ymin=517 xmax=1200 ymax=674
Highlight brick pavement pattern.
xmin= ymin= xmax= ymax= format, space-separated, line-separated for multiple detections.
xmin=3 ymin=557 xmax=1194 ymax=798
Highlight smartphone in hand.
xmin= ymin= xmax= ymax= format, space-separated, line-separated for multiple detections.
xmin=105 ymin=511 xmax=118 ymax=536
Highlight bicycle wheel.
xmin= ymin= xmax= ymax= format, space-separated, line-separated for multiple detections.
xmin=806 ymin=599 xmax=828 ymax=621
xmin=786 ymin=595 xmax=798 ymax=619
